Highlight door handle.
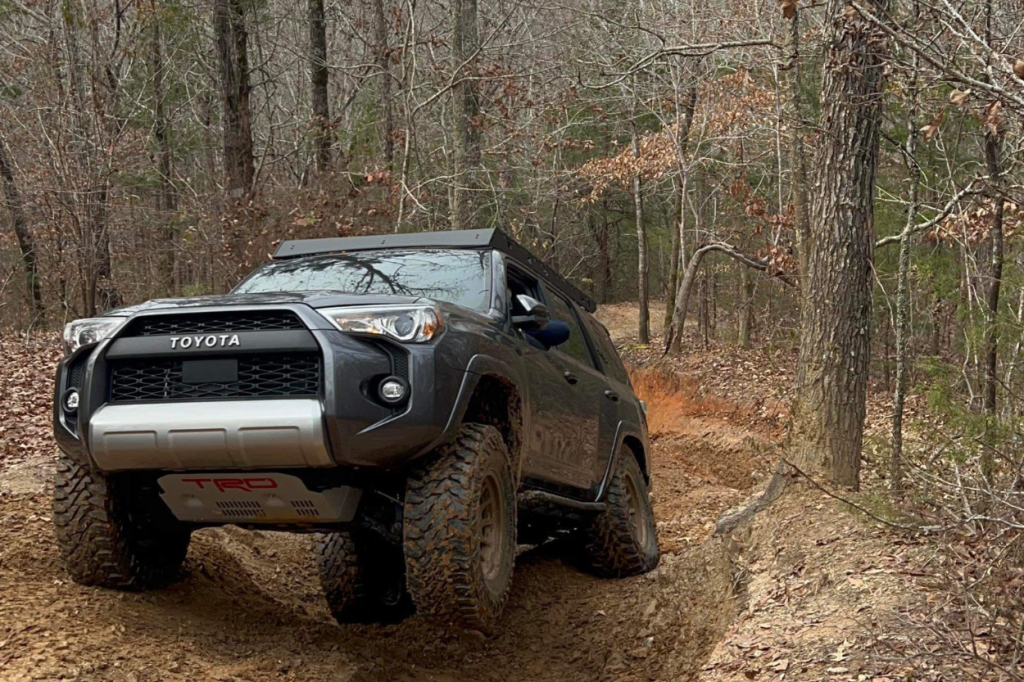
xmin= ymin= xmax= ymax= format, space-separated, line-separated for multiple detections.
xmin=563 ymin=371 xmax=579 ymax=385
xmin=604 ymin=390 xmax=620 ymax=402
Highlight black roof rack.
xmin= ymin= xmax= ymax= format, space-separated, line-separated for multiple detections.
xmin=273 ymin=229 xmax=596 ymax=312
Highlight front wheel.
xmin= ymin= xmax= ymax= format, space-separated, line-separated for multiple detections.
xmin=403 ymin=424 xmax=516 ymax=631
xmin=581 ymin=449 xmax=660 ymax=578
xmin=53 ymin=453 xmax=191 ymax=590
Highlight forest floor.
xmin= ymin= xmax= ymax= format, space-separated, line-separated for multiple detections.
xmin=0 ymin=305 xmax=969 ymax=681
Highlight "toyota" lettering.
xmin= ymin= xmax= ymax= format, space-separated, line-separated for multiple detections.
xmin=180 ymin=477 xmax=278 ymax=493
xmin=170 ymin=334 xmax=241 ymax=350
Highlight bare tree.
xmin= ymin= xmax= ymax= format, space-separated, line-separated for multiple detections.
xmin=632 ymin=126 xmax=650 ymax=344
xmin=150 ymin=0 xmax=176 ymax=290
xmin=308 ymin=0 xmax=331 ymax=176
xmin=214 ymin=0 xmax=255 ymax=198
xmin=450 ymin=0 xmax=481 ymax=230
xmin=0 ymin=131 xmax=42 ymax=317
xmin=372 ymin=0 xmax=395 ymax=169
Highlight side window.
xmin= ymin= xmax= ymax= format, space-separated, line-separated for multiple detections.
xmin=583 ymin=316 xmax=631 ymax=385
xmin=543 ymin=290 xmax=594 ymax=368
xmin=506 ymin=266 xmax=541 ymax=318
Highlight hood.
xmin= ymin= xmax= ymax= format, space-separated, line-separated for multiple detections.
xmin=105 ymin=291 xmax=431 ymax=317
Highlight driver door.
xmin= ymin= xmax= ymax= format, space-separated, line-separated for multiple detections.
xmin=506 ymin=266 xmax=587 ymax=488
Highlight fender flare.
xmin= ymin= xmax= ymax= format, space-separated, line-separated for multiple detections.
xmin=595 ymin=421 xmax=650 ymax=501
xmin=434 ymin=354 xmax=529 ymax=470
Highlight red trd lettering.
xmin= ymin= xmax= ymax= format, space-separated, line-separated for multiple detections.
xmin=178 ymin=477 xmax=278 ymax=492
xmin=243 ymin=478 xmax=278 ymax=490
xmin=181 ymin=478 xmax=212 ymax=489
xmin=214 ymin=479 xmax=247 ymax=492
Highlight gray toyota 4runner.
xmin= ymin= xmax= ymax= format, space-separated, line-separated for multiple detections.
xmin=52 ymin=228 xmax=658 ymax=629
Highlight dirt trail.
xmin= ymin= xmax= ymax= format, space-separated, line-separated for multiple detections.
xmin=0 ymin=323 xmax=776 ymax=682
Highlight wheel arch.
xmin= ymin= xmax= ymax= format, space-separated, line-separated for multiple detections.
xmin=460 ymin=372 xmax=525 ymax=483
xmin=595 ymin=425 xmax=651 ymax=501
xmin=621 ymin=434 xmax=649 ymax=483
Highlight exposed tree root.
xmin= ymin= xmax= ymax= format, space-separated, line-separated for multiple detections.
xmin=714 ymin=460 xmax=796 ymax=538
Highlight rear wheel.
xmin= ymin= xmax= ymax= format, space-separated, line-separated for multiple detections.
xmin=315 ymin=530 xmax=413 ymax=625
xmin=581 ymin=449 xmax=659 ymax=577
xmin=403 ymin=424 xmax=516 ymax=630
xmin=53 ymin=452 xmax=191 ymax=590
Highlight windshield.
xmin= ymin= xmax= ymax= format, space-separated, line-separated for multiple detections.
xmin=234 ymin=249 xmax=492 ymax=311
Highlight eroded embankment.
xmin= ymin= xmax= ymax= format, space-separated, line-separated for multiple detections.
xmin=0 ymin=348 xmax=771 ymax=682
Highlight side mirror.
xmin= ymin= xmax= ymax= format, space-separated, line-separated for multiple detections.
xmin=511 ymin=295 xmax=550 ymax=331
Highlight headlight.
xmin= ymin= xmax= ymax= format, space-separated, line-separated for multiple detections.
xmin=63 ymin=317 xmax=125 ymax=355
xmin=318 ymin=305 xmax=444 ymax=343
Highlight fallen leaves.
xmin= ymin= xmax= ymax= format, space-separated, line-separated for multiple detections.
xmin=0 ymin=333 xmax=61 ymax=471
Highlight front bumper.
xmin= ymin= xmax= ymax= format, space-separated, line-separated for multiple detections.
xmin=89 ymin=399 xmax=331 ymax=471
xmin=54 ymin=303 xmax=469 ymax=473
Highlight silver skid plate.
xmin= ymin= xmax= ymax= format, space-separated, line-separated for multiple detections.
xmin=158 ymin=473 xmax=361 ymax=524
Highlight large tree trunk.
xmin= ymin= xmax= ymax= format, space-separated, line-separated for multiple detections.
xmin=372 ymin=0 xmax=395 ymax=169
xmin=0 ymin=131 xmax=43 ymax=317
xmin=214 ymin=0 xmax=255 ymax=199
xmin=308 ymin=0 xmax=331 ymax=175
xmin=450 ymin=0 xmax=481 ymax=230
xmin=788 ymin=0 xmax=888 ymax=491
xmin=632 ymin=129 xmax=650 ymax=344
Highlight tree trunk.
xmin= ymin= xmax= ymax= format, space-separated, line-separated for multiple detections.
xmin=151 ymin=2 xmax=176 ymax=290
xmin=214 ymin=0 xmax=255 ymax=199
xmin=0 ymin=131 xmax=43 ymax=317
xmin=450 ymin=0 xmax=481 ymax=230
xmin=891 ymin=39 xmax=920 ymax=496
xmin=783 ymin=2 xmax=810 ymax=285
xmin=982 ymin=116 xmax=1003 ymax=415
xmin=664 ymin=85 xmax=699 ymax=330
xmin=308 ymin=0 xmax=331 ymax=175
xmin=372 ymin=0 xmax=395 ymax=169
xmin=666 ymin=243 xmax=790 ymax=354
xmin=698 ymin=271 xmax=710 ymax=349
xmin=91 ymin=182 xmax=118 ymax=313
xmin=739 ymin=266 xmax=754 ymax=348
xmin=632 ymin=129 xmax=650 ymax=344
xmin=588 ymin=212 xmax=611 ymax=303
xmin=664 ymin=180 xmax=682 ymax=331
xmin=788 ymin=0 xmax=888 ymax=491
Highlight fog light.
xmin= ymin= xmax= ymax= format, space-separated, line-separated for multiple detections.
xmin=64 ymin=389 xmax=80 ymax=412
xmin=378 ymin=377 xmax=408 ymax=405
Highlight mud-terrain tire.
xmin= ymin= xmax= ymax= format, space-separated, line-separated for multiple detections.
xmin=403 ymin=424 xmax=516 ymax=630
xmin=53 ymin=453 xmax=191 ymax=590
xmin=582 ymin=449 xmax=660 ymax=577
xmin=316 ymin=530 xmax=413 ymax=624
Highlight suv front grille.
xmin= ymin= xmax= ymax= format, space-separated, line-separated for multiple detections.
xmin=109 ymin=354 xmax=321 ymax=402
xmin=125 ymin=310 xmax=305 ymax=337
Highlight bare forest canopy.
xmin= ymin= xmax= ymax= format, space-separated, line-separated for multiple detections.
xmin=2 ymin=0 xmax=1024 ymax=489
